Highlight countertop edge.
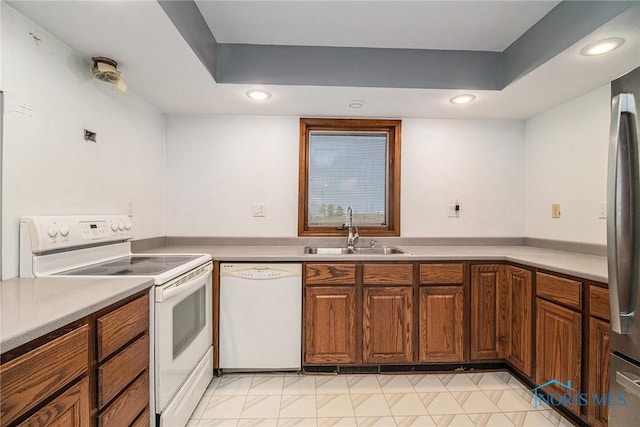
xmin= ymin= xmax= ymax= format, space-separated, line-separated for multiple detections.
xmin=1 ymin=278 xmax=153 ymax=353
xmin=139 ymin=245 xmax=609 ymax=283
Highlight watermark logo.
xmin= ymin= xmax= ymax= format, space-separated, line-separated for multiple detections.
xmin=532 ymin=379 xmax=628 ymax=408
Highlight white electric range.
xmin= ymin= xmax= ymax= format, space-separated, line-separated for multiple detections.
xmin=19 ymin=215 xmax=213 ymax=427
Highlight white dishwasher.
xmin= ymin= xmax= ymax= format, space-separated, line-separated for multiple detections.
xmin=219 ymin=263 xmax=302 ymax=371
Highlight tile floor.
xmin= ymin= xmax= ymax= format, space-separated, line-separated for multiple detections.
xmin=188 ymin=371 xmax=576 ymax=427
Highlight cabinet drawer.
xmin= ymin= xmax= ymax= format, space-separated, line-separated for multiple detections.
xmin=536 ymin=272 xmax=581 ymax=309
xmin=420 ymin=263 xmax=464 ymax=285
xmin=305 ymin=264 xmax=356 ymax=285
xmin=99 ymin=370 xmax=149 ymax=427
xmin=363 ymin=263 xmax=413 ymax=285
xmin=97 ymin=294 xmax=149 ymax=361
xmin=0 ymin=325 xmax=88 ymax=425
xmin=589 ymin=285 xmax=610 ymax=321
xmin=98 ymin=333 xmax=149 ymax=409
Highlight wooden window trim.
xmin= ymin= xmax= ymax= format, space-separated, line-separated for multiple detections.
xmin=298 ymin=118 xmax=401 ymax=237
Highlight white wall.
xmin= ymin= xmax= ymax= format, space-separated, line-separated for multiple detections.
xmin=165 ymin=116 xmax=300 ymax=236
xmin=165 ymin=116 xmax=526 ymax=237
xmin=2 ymin=4 xmax=166 ymax=278
xmin=524 ymin=84 xmax=610 ymax=245
xmin=402 ymin=119 xmax=525 ymax=237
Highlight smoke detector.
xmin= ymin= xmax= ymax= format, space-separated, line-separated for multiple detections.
xmin=91 ymin=56 xmax=127 ymax=92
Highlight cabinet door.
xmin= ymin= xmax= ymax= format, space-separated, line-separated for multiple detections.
xmin=0 ymin=325 xmax=88 ymax=425
xmin=536 ymin=299 xmax=582 ymax=415
xmin=20 ymin=378 xmax=90 ymax=427
xmin=363 ymin=287 xmax=413 ymax=364
xmin=304 ymin=287 xmax=357 ymax=364
xmin=588 ymin=317 xmax=610 ymax=427
xmin=471 ymin=265 xmax=502 ymax=360
xmin=505 ymin=266 xmax=533 ymax=377
xmin=419 ymin=286 xmax=464 ymax=363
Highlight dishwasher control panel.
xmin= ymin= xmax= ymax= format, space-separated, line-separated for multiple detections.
xmin=220 ymin=263 xmax=302 ymax=280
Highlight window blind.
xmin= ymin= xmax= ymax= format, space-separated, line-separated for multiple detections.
xmin=308 ymin=132 xmax=388 ymax=226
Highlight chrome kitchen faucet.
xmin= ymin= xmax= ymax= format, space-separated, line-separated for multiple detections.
xmin=345 ymin=206 xmax=359 ymax=249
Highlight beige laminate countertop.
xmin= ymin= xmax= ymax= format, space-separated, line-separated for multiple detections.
xmin=139 ymin=245 xmax=608 ymax=284
xmin=1 ymin=276 xmax=153 ymax=353
xmin=1 ymin=245 xmax=606 ymax=354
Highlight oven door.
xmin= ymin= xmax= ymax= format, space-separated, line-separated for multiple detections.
xmin=155 ymin=261 xmax=213 ymax=411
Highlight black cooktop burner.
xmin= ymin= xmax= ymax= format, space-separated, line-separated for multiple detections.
xmin=57 ymin=255 xmax=201 ymax=276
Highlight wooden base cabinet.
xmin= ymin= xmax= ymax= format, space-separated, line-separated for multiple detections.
xmin=96 ymin=294 xmax=150 ymax=426
xmin=363 ymin=287 xmax=413 ymax=364
xmin=21 ymin=378 xmax=90 ymax=427
xmin=470 ymin=264 xmax=532 ymax=376
xmin=304 ymin=263 xmax=414 ymax=365
xmin=415 ymin=263 xmax=465 ymax=363
xmin=588 ymin=317 xmax=610 ymax=427
xmin=470 ymin=264 xmax=502 ymax=360
xmin=0 ymin=291 xmax=150 ymax=427
xmin=419 ymin=286 xmax=464 ymax=362
xmin=0 ymin=325 xmax=89 ymax=426
xmin=304 ymin=263 xmax=357 ymax=364
xmin=304 ymin=286 xmax=357 ymax=364
xmin=503 ymin=266 xmax=533 ymax=377
xmin=535 ymin=298 xmax=582 ymax=415
xmin=588 ymin=284 xmax=611 ymax=427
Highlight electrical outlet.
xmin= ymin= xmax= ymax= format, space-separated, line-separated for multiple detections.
xmin=448 ymin=199 xmax=461 ymax=218
xmin=127 ymin=201 xmax=134 ymax=217
xmin=599 ymin=202 xmax=607 ymax=219
xmin=551 ymin=203 xmax=561 ymax=219
xmin=251 ymin=203 xmax=265 ymax=217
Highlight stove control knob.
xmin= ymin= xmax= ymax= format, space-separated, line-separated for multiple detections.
xmin=118 ymin=221 xmax=125 ymax=231
xmin=125 ymin=222 xmax=132 ymax=231
xmin=47 ymin=225 xmax=58 ymax=238
xmin=60 ymin=225 xmax=70 ymax=237
xmin=111 ymin=222 xmax=118 ymax=232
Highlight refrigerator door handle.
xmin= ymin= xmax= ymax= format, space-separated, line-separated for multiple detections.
xmin=617 ymin=371 xmax=640 ymax=398
xmin=608 ymin=93 xmax=638 ymax=334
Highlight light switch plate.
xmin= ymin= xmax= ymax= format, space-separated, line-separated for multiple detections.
xmin=599 ymin=202 xmax=607 ymax=219
xmin=551 ymin=203 xmax=561 ymax=219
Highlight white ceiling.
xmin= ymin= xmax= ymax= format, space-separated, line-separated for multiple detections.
xmin=6 ymin=1 xmax=640 ymax=120
xmin=195 ymin=1 xmax=559 ymax=51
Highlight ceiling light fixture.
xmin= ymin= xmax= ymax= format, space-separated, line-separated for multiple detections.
xmin=349 ymin=100 xmax=365 ymax=109
xmin=246 ymin=89 xmax=271 ymax=100
xmin=580 ymin=37 xmax=625 ymax=56
xmin=449 ymin=94 xmax=476 ymax=105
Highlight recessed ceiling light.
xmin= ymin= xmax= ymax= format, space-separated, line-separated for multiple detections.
xmin=349 ymin=100 xmax=365 ymax=109
xmin=450 ymin=94 xmax=476 ymax=105
xmin=246 ymin=89 xmax=271 ymax=100
xmin=580 ymin=37 xmax=625 ymax=56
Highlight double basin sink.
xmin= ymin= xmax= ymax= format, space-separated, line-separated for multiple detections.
xmin=304 ymin=246 xmax=408 ymax=255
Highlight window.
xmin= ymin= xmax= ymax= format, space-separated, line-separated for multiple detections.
xmin=298 ymin=118 xmax=401 ymax=236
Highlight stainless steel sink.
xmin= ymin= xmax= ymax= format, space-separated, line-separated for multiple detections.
xmin=304 ymin=246 xmax=408 ymax=255
xmin=352 ymin=247 xmax=407 ymax=255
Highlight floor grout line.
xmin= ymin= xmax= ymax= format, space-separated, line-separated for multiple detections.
xmin=190 ymin=371 xmax=569 ymax=427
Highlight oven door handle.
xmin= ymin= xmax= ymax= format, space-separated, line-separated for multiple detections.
xmin=156 ymin=262 xmax=213 ymax=302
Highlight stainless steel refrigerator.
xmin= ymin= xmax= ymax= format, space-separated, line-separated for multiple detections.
xmin=608 ymin=65 xmax=640 ymax=425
